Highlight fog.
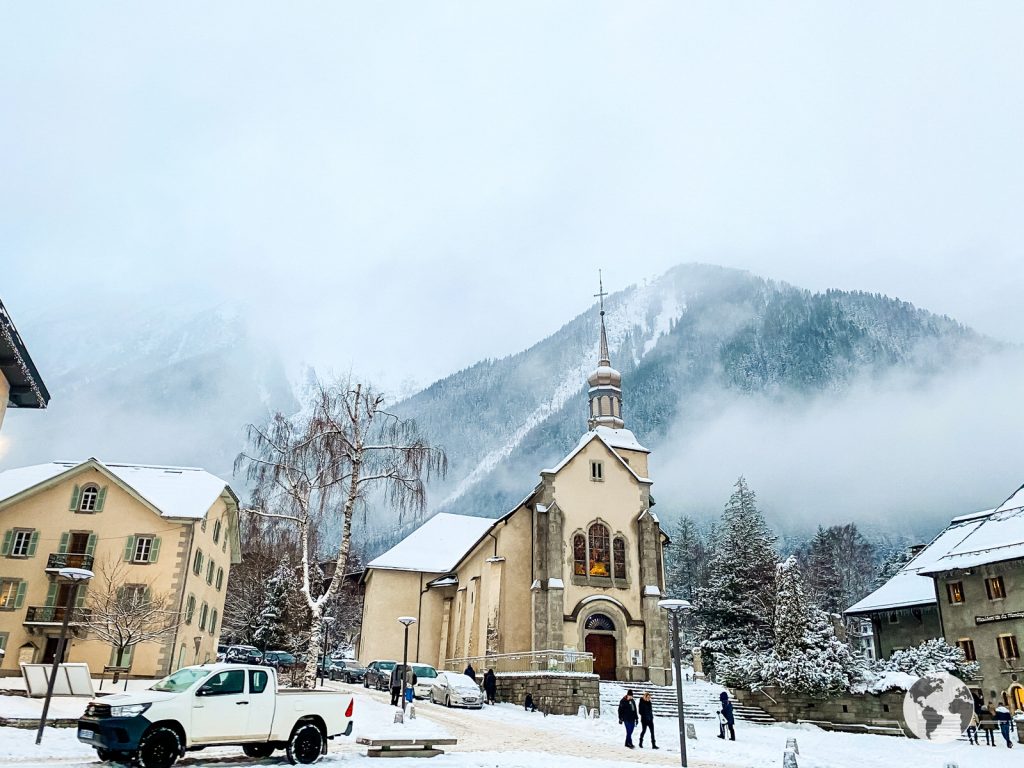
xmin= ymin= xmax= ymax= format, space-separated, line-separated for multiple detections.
xmin=653 ymin=353 xmax=1024 ymax=539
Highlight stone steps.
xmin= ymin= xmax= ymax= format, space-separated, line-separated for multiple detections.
xmin=605 ymin=681 xmax=776 ymax=724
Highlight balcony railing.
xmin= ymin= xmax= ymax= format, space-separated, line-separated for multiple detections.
xmin=24 ymin=606 xmax=91 ymax=624
xmin=444 ymin=649 xmax=594 ymax=675
xmin=45 ymin=552 xmax=95 ymax=571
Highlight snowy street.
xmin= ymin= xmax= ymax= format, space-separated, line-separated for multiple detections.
xmin=1 ymin=679 xmax=1013 ymax=768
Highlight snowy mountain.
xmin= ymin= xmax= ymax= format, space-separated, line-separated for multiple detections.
xmin=388 ymin=264 xmax=1011 ymax=542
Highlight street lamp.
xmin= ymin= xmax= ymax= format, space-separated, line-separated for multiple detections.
xmin=319 ymin=617 xmax=336 ymax=687
xmin=397 ymin=617 xmax=417 ymax=714
xmin=36 ymin=567 xmax=93 ymax=745
xmin=659 ymin=598 xmax=693 ymax=768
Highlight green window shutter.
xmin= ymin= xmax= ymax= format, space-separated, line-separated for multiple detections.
xmin=27 ymin=531 xmax=39 ymax=557
xmin=86 ymin=534 xmax=98 ymax=556
xmin=0 ymin=633 xmax=8 ymax=652
xmin=58 ymin=532 xmax=70 ymax=554
xmin=69 ymin=485 xmax=81 ymax=511
xmin=45 ymin=581 xmax=58 ymax=607
xmin=124 ymin=535 xmax=136 ymax=562
xmin=116 ymin=585 xmax=126 ymax=602
xmin=210 ymin=609 xmax=217 ymax=635
xmin=1 ymin=530 xmax=12 ymax=557
xmin=149 ymin=537 xmax=161 ymax=563
xmin=14 ymin=582 xmax=27 ymax=609
xmin=75 ymin=586 xmax=88 ymax=608
xmin=143 ymin=587 xmax=152 ymax=604
xmin=95 ymin=486 xmax=107 ymax=512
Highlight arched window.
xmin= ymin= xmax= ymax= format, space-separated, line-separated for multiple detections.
xmin=588 ymin=523 xmax=610 ymax=577
xmin=585 ymin=613 xmax=615 ymax=631
xmin=573 ymin=534 xmax=587 ymax=576
xmin=613 ymin=537 xmax=626 ymax=579
xmin=79 ymin=485 xmax=99 ymax=512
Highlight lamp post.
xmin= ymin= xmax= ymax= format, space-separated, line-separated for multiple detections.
xmin=658 ymin=598 xmax=693 ymax=768
xmin=319 ymin=616 xmax=336 ymax=687
xmin=397 ymin=617 xmax=417 ymax=713
xmin=36 ymin=567 xmax=93 ymax=745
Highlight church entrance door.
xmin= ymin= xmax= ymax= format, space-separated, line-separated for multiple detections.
xmin=585 ymin=634 xmax=617 ymax=680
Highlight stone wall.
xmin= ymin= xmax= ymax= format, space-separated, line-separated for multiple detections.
xmin=734 ymin=688 xmax=909 ymax=733
xmin=492 ymin=672 xmax=600 ymax=716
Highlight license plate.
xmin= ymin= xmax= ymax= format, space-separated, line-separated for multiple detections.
xmin=78 ymin=729 xmax=95 ymax=741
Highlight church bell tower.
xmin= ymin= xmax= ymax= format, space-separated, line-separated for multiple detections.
xmin=587 ymin=273 xmax=624 ymax=430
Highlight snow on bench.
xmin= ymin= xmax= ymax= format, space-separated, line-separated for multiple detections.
xmin=357 ymin=737 xmax=459 ymax=759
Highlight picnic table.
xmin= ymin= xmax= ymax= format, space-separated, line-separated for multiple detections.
xmin=357 ymin=737 xmax=458 ymax=758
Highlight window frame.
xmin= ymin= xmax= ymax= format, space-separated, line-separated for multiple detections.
xmin=946 ymin=581 xmax=965 ymax=605
xmin=184 ymin=594 xmax=196 ymax=624
xmin=206 ymin=559 xmax=215 ymax=585
xmin=588 ymin=522 xmax=611 ymax=577
xmin=213 ymin=519 xmax=221 ymax=544
xmin=79 ymin=484 xmax=100 ymax=513
xmin=133 ymin=536 xmax=154 ymax=564
xmin=215 ymin=567 xmax=224 ymax=591
xmin=985 ymin=576 xmax=1007 ymax=601
xmin=957 ymin=638 xmax=977 ymax=661
xmin=10 ymin=529 xmax=34 ymax=558
xmin=572 ymin=534 xmax=587 ymax=576
xmin=193 ymin=549 xmax=204 ymax=576
xmin=613 ymin=536 xmax=627 ymax=580
xmin=0 ymin=579 xmax=20 ymax=610
xmin=997 ymin=634 xmax=1020 ymax=660
xmin=589 ymin=460 xmax=604 ymax=482
xmin=199 ymin=669 xmax=245 ymax=696
xmin=198 ymin=602 xmax=209 ymax=631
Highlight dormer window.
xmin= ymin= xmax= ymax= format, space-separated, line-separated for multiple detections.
xmin=590 ymin=461 xmax=604 ymax=482
xmin=75 ymin=484 xmax=106 ymax=513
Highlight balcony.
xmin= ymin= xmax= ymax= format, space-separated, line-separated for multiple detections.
xmin=45 ymin=553 xmax=95 ymax=572
xmin=24 ymin=606 xmax=91 ymax=625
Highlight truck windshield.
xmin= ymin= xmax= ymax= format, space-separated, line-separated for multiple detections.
xmin=151 ymin=668 xmax=209 ymax=692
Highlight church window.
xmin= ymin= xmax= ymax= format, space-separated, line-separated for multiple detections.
xmin=573 ymin=534 xmax=587 ymax=576
xmin=588 ymin=523 xmax=610 ymax=576
xmin=613 ymin=537 xmax=626 ymax=579
xmin=584 ymin=613 xmax=615 ymax=631
xmin=590 ymin=461 xmax=604 ymax=482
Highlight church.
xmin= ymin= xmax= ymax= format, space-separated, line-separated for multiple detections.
xmin=358 ymin=294 xmax=671 ymax=685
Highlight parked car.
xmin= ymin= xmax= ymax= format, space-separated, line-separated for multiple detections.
xmin=429 ymin=671 xmax=483 ymax=709
xmin=263 ymin=650 xmax=298 ymax=671
xmin=329 ymin=660 xmax=366 ymax=684
xmin=76 ymin=664 xmax=354 ymax=768
xmin=363 ymin=660 xmax=397 ymax=691
xmin=224 ymin=645 xmax=263 ymax=664
xmin=410 ymin=664 xmax=438 ymax=699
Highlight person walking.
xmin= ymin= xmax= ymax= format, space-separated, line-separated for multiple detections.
xmin=980 ymin=702 xmax=998 ymax=746
xmin=464 ymin=663 xmax=476 ymax=681
xmin=638 ymin=691 xmax=658 ymax=749
xmin=618 ymin=690 xmax=639 ymax=749
xmin=966 ymin=710 xmax=979 ymax=745
xmin=996 ymin=703 xmax=1014 ymax=748
xmin=389 ymin=664 xmax=404 ymax=707
xmin=483 ymin=668 xmax=497 ymax=705
xmin=717 ymin=691 xmax=736 ymax=741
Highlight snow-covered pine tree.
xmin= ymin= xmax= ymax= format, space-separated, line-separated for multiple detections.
xmin=252 ymin=563 xmax=297 ymax=651
xmin=695 ymin=477 xmax=778 ymax=678
xmin=664 ymin=515 xmax=713 ymax=600
xmin=874 ymin=545 xmax=916 ymax=588
xmin=798 ymin=524 xmax=877 ymax=615
xmin=879 ymin=638 xmax=980 ymax=681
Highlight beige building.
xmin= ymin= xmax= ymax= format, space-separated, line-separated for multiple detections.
xmin=0 ymin=297 xmax=50 ymax=430
xmin=359 ymin=300 xmax=671 ymax=684
xmin=0 ymin=458 xmax=240 ymax=677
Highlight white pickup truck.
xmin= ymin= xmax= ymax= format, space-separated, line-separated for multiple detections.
xmin=76 ymin=664 xmax=353 ymax=768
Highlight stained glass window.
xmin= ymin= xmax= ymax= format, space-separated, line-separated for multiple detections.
xmin=613 ymin=537 xmax=626 ymax=579
xmin=589 ymin=523 xmax=610 ymax=576
xmin=573 ymin=534 xmax=587 ymax=576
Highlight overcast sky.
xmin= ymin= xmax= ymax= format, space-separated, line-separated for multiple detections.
xmin=3 ymin=3 xmax=1022 ymax=389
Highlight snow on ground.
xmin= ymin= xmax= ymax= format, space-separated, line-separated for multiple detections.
xmin=0 ymin=680 xmax=1014 ymax=768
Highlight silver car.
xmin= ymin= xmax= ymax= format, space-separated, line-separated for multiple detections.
xmin=429 ymin=670 xmax=483 ymax=709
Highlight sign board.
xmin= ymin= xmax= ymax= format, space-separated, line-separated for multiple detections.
xmin=975 ymin=611 xmax=1024 ymax=626
xmin=21 ymin=663 xmax=94 ymax=697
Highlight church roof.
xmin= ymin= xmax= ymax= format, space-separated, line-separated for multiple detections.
xmin=366 ymin=512 xmax=497 ymax=573
xmin=844 ymin=509 xmax=995 ymax=615
xmin=541 ymin=428 xmax=652 ymax=484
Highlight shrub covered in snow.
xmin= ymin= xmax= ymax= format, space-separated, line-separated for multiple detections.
xmin=874 ymin=637 xmax=980 ymax=682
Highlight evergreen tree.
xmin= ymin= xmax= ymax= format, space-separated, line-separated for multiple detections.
xmin=695 ymin=477 xmax=778 ymax=676
xmin=253 ymin=563 xmax=298 ymax=651
xmin=664 ymin=515 xmax=713 ymax=600
xmin=798 ymin=524 xmax=877 ymax=614
xmin=874 ymin=545 xmax=916 ymax=588
xmin=879 ymin=638 xmax=980 ymax=681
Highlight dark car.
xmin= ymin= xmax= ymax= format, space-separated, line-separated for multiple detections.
xmin=224 ymin=645 xmax=263 ymax=664
xmin=262 ymin=650 xmax=298 ymax=671
xmin=334 ymin=660 xmax=367 ymax=684
xmin=363 ymin=660 xmax=397 ymax=690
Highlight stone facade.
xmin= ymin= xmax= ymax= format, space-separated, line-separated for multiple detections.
xmin=492 ymin=673 xmax=600 ymax=716
xmin=734 ymin=688 xmax=909 ymax=733
xmin=866 ymin=604 xmax=943 ymax=659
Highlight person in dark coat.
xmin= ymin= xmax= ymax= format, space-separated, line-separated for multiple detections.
xmin=524 ymin=692 xmax=538 ymax=712
xmin=464 ymin=663 xmax=476 ymax=681
xmin=980 ymin=702 xmax=998 ymax=746
xmin=483 ymin=669 xmax=497 ymax=705
xmin=996 ymin=704 xmax=1014 ymax=748
xmin=618 ymin=690 xmax=639 ymax=748
xmin=638 ymin=691 xmax=657 ymax=749
xmin=389 ymin=664 xmax=403 ymax=707
xmin=717 ymin=691 xmax=736 ymax=741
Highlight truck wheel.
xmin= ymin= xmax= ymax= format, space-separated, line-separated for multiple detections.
xmin=95 ymin=749 xmax=116 ymax=762
xmin=286 ymin=722 xmax=324 ymax=765
xmin=136 ymin=726 xmax=181 ymax=768
xmin=242 ymin=744 xmax=275 ymax=758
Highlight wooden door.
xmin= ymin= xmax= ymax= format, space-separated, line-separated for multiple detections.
xmin=585 ymin=634 xmax=617 ymax=680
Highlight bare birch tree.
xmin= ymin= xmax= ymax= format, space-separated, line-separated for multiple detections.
xmin=81 ymin=559 xmax=182 ymax=668
xmin=236 ymin=380 xmax=446 ymax=687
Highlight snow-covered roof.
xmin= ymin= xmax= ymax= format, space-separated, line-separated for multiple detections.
xmin=0 ymin=459 xmax=236 ymax=520
xmin=541 ymin=429 xmax=651 ymax=484
xmin=845 ymin=509 xmax=995 ymax=615
xmin=918 ymin=485 xmax=1024 ymax=574
xmin=367 ymin=512 xmax=497 ymax=574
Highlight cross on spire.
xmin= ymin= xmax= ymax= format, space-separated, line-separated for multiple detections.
xmin=594 ymin=270 xmax=608 ymax=316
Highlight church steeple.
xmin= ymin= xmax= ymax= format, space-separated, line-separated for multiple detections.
xmin=587 ymin=272 xmax=625 ymax=430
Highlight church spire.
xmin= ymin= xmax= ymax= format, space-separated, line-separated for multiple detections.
xmin=587 ymin=271 xmax=624 ymax=431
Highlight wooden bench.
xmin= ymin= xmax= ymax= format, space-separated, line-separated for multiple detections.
xmin=357 ymin=737 xmax=458 ymax=758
